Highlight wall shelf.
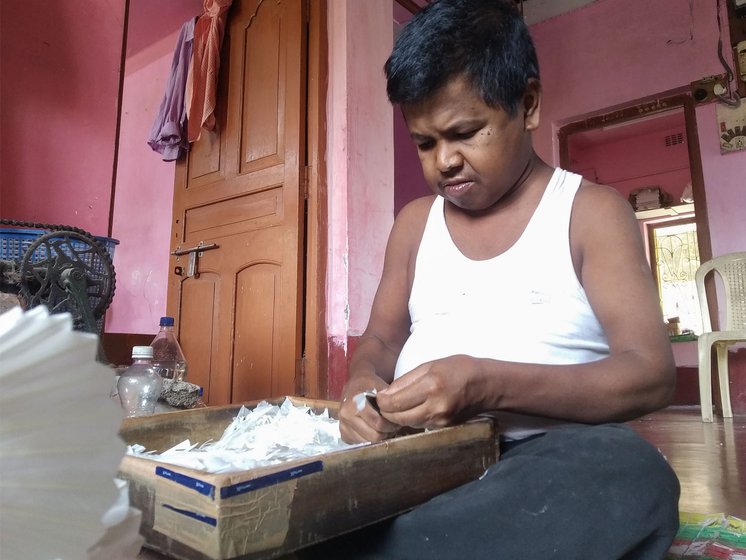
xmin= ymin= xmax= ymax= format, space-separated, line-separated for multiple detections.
xmin=635 ymin=203 xmax=695 ymax=220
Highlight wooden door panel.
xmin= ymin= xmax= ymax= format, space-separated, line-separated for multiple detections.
xmin=178 ymin=275 xmax=219 ymax=401
xmin=233 ymin=262 xmax=280 ymax=400
xmin=168 ymin=0 xmax=306 ymax=406
xmin=181 ymin=167 xmax=284 ymax=209
xmin=187 ymin=128 xmax=223 ymax=182
xmin=183 ymin=187 xmax=282 ymax=242
xmin=177 ymin=224 xmax=290 ymax=404
xmin=241 ymin=9 xmax=283 ymax=169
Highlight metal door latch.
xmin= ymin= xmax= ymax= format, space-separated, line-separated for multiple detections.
xmin=171 ymin=241 xmax=219 ymax=278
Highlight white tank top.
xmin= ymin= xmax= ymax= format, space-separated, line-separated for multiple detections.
xmin=394 ymin=168 xmax=610 ymax=439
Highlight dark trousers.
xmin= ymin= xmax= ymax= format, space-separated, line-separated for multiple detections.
xmin=299 ymin=424 xmax=680 ymax=559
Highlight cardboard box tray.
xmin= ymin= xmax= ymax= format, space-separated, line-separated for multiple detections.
xmin=118 ymin=396 xmax=499 ymax=560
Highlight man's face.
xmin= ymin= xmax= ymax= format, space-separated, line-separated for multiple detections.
xmin=402 ymin=75 xmax=538 ymax=213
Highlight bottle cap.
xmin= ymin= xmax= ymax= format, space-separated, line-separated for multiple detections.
xmin=159 ymin=316 xmax=175 ymax=327
xmin=132 ymin=345 xmax=154 ymax=359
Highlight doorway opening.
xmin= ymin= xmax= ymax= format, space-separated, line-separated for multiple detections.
xmin=558 ymin=93 xmax=713 ymax=331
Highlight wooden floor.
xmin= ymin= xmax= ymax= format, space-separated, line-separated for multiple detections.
xmin=628 ymin=406 xmax=746 ymax=519
xmin=138 ymin=406 xmax=745 ymax=559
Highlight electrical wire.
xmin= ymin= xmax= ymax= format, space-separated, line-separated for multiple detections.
xmin=715 ymin=0 xmax=741 ymax=107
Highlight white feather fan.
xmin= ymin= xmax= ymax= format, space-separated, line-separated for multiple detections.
xmin=0 ymin=306 xmax=134 ymax=560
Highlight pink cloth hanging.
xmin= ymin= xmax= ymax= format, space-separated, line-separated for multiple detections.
xmin=186 ymin=0 xmax=233 ymax=143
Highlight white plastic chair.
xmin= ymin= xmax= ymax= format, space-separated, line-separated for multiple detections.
xmin=695 ymin=251 xmax=746 ymax=422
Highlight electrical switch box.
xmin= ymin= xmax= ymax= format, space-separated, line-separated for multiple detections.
xmin=690 ymin=75 xmax=728 ymax=104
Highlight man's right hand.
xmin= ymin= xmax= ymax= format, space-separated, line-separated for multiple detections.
xmin=339 ymin=386 xmax=401 ymax=444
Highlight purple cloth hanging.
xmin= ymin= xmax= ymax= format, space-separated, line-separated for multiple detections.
xmin=147 ymin=18 xmax=195 ymax=161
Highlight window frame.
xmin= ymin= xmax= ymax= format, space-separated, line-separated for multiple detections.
xmin=646 ymin=215 xmax=701 ymax=334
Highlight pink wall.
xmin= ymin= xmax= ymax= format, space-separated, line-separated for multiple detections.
xmin=0 ymin=0 xmax=200 ymax=336
xmin=391 ymin=0 xmax=746 ymax=259
xmin=393 ymin=6 xmax=431 ymax=215
xmin=532 ymin=0 xmax=725 ymax=156
xmin=344 ymin=3 xmax=395 ymax=335
xmin=327 ymin=0 xmax=396 ymax=338
xmin=530 ymin=0 xmax=746 ymax=257
xmin=106 ymin=0 xmax=202 ymax=334
xmin=394 ymin=106 xmax=431 ymax=214
xmin=569 ymin=124 xmax=691 ymax=202
xmin=529 ymin=1 xmax=746 ymax=413
xmin=694 ymin=102 xmax=746 ymax=258
xmin=326 ymin=1 xmax=394 ymax=396
xmin=0 ymin=0 xmax=125 ymax=236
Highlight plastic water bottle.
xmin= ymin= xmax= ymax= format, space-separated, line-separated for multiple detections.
xmin=117 ymin=346 xmax=163 ymax=417
xmin=151 ymin=316 xmax=188 ymax=381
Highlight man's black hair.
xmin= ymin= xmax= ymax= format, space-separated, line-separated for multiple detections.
xmin=385 ymin=0 xmax=540 ymax=116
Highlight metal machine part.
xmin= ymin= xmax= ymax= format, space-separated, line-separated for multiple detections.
xmin=0 ymin=220 xmax=116 ymax=337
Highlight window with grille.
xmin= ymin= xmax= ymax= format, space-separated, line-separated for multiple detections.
xmin=647 ymin=217 xmax=702 ymax=335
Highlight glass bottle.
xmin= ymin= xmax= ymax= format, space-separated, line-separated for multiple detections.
xmin=117 ymin=346 xmax=163 ymax=417
xmin=150 ymin=316 xmax=188 ymax=381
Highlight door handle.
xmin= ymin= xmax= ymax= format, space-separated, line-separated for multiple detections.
xmin=171 ymin=242 xmax=219 ymax=278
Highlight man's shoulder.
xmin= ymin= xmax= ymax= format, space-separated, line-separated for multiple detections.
xmin=574 ymin=178 xmax=634 ymax=220
xmin=397 ymin=195 xmax=437 ymax=221
xmin=393 ymin=195 xmax=437 ymax=234
xmin=387 ymin=195 xmax=438 ymax=257
xmin=571 ymin=178 xmax=641 ymax=247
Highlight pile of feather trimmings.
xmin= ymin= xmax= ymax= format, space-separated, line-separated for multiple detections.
xmin=127 ymin=398 xmax=352 ymax=473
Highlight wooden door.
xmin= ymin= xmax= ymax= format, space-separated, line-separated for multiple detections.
xmin=167 ymin=0 xmax=307 ymax=405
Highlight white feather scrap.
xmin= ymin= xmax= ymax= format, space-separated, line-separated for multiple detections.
xmin=128 ymin=397 xmax=352 ymax=473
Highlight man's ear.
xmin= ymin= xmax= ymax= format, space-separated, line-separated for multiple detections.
xmin=523 ymin=78 xmax=541 ymax=131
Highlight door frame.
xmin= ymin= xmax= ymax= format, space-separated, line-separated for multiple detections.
xmin=302 ymin=0 xmax=329 ymax=399
xmin=557 ymin=91 xmax=718 ymax=325
xmin=557 ymin=92 xmax=712 ymax=265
